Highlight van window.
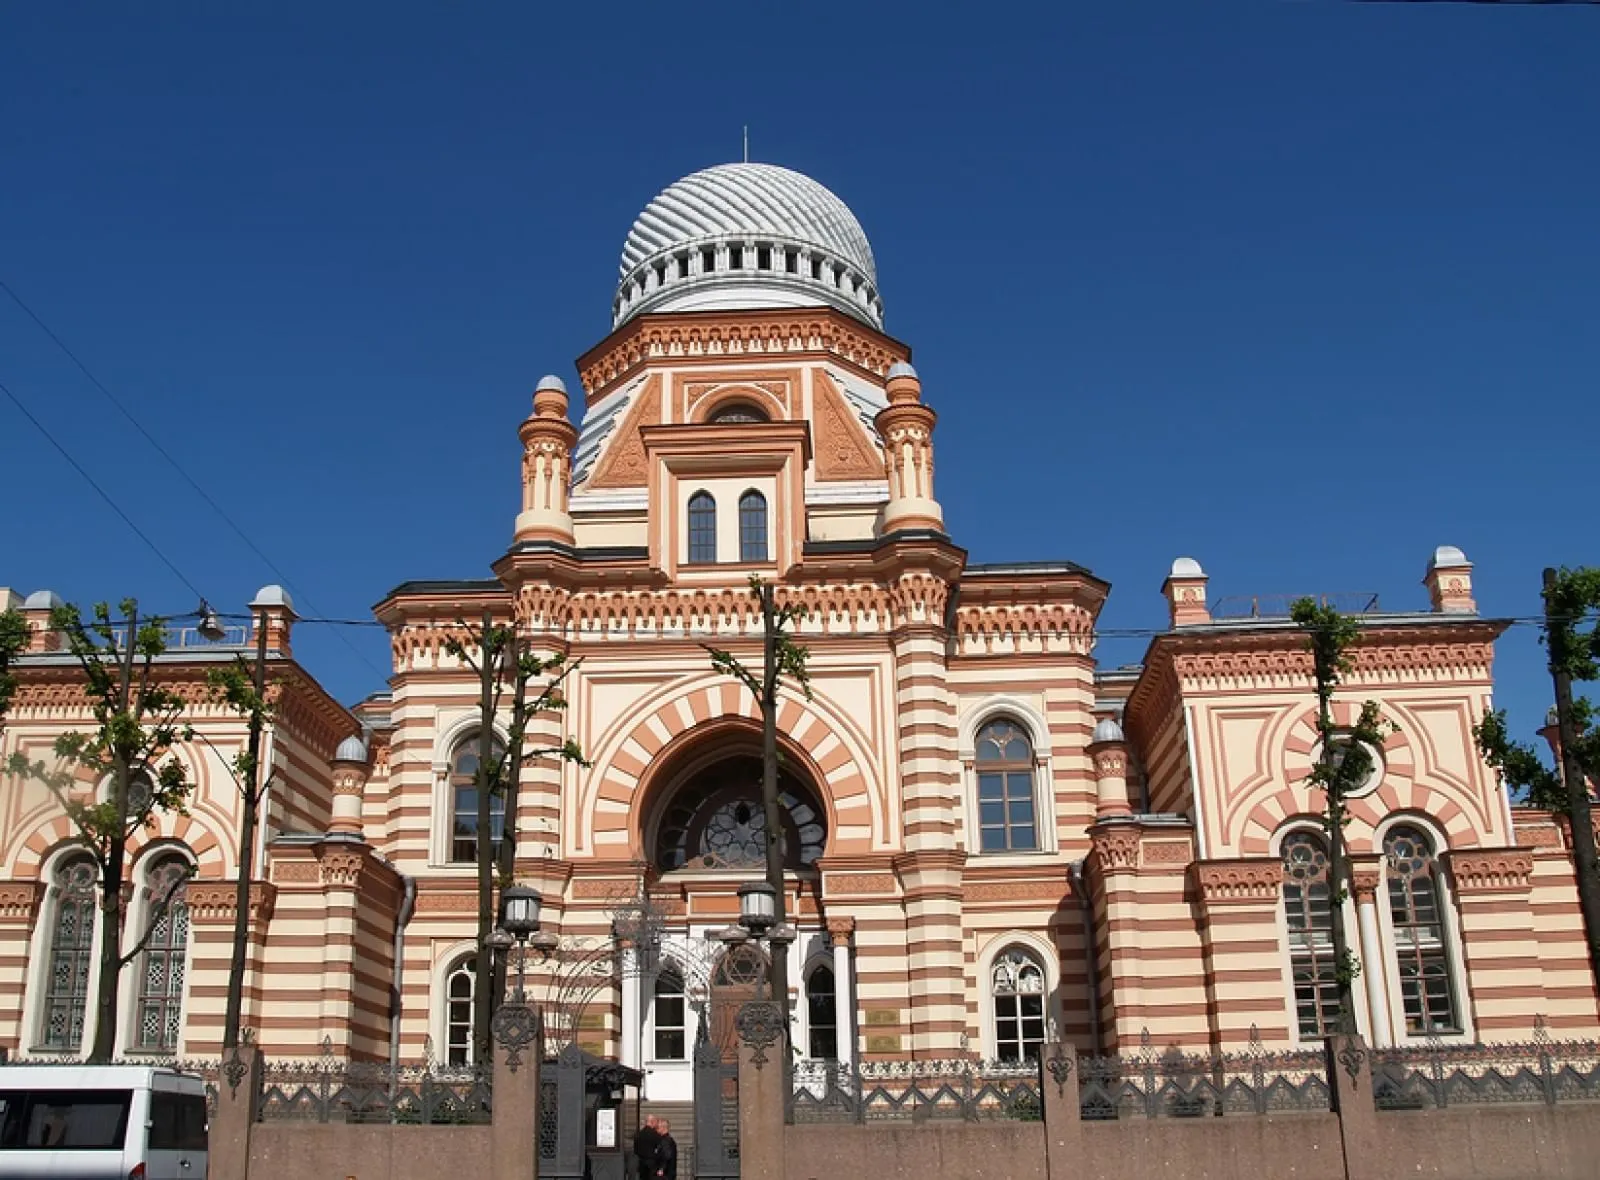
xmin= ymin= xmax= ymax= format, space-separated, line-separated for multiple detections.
xmin=149 ymin=1091 xmax=207 ymax=1152
xmin=0 ymin=1089 xmax=133 ymax=1149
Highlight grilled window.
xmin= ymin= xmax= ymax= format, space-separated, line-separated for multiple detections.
xmin=1282 ymin=831 xmax=1340 ymax=1038
xmin=41 ymin=855 xmax=97 ymax=1051
xmin=1385 ymin=826 xmax=1460 ymax=1035
xmin=135 ymin=853 xmax=191 ymax=1052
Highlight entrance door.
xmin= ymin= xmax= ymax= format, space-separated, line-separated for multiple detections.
xmin=708 ymin=944 xmax=768 ymax=1054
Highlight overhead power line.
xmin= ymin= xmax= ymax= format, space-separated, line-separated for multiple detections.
xmin=0 ymin=277 xmax=387 ymax=679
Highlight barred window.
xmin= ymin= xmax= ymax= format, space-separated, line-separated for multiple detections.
xmin=975 ymin=720 xmax=1038 ymax=852
xmin=806 ymin=964 xmax=838 ymax=1060
xmin=1385 ymin=826 xmax=1460 ymax=1035
xmin=135 ymin=853 xmax=192 ymax=1052
xmin=653 ymin=970 xmax=686 ymax=1060
xmin=447 ymin=956 xmax=476 ymax=1066
xmin=41 ymin=854 xmax=97 ymax=1051
xmin=738 ymin=491 xmax=768 ymax=563
xmin=450 ymin=738 xmax=505 ymax=864
xmin=991 ymin=946 xmax=1046 ymax=1063
xmin=688 ymin=491 xmax=717 ymax=564
xmin=1282 ymin=831 xmax=1340 ymax=1038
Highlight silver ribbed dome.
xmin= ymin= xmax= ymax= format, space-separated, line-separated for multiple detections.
xmin=614 ymin=164 xmax=883 ymax=330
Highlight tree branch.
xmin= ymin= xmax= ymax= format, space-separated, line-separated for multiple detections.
xmin=118 ymin=862 xmax=198 ymax=968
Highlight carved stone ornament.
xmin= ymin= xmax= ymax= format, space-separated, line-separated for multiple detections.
xmin=1337 ymin=1041 xmax=1368 ymax=1087
xmin=1090 ymin=827 xmax=1141 ymax=874
xmin=1446 ymin=849 xmax=1536 ymax=894
xmin=735 ymin=999 xmax=786 ymax=1069
xmin=0 ymin=881 xmax=44 ymax=925
xmin=1349 ymin=860 xmax=1382 ymax=902
xmin=492 ymin=1000 xmax=540 ymax=1073
xmin=316 ymin=847 xmax=366 ymax=889
xmin=223 ymin=1046 xmax=250 ymax=1098
xmin=1194 ymin=859 xmax=1284 ymax=905
xmin=825 ymin=916 xmax=855 ymax=946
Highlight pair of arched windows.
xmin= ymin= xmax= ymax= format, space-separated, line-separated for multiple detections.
xmin=1282 ymin=823 xmax=1460 ymax=1039
xmin=686 ymin=490 xmax=768 ymax=565
xmin=645 ymin=956 xmax=838 ymax=1062
xmin=38 ymin=848 xmax=192 ymax=1054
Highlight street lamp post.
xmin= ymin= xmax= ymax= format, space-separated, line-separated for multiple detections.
xmin=715 ymin=880 xmax=797 ymax=1003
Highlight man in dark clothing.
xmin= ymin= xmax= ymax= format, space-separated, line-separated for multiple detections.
xmin=655 ymin=1119 xmax=678 ymax=1180
xmin=632 ymin=1114 xmax=660 ymax=1180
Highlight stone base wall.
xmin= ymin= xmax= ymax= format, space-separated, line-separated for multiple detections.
xmin=249 ymin=1124 xmax=492 ymax=1180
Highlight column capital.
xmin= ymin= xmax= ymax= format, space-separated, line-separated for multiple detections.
xmin=1350 ymin=856 xmax=1383 ymax=903
xmin=825 ymin=916 xmax=855 ymax=947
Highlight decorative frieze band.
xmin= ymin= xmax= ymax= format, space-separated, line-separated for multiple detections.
xmin=1193 ymin=859 xmax=1284 ymax=905
xmin=1446 ymin=848 xmax=1535 ymax=894
xmin=0 ymin=881 xmax=44 ymax=925
xmin=1090 ymin=827 xmax=1141 ymax=874
xmin=186 ymin=882 xmax=277 ymax=925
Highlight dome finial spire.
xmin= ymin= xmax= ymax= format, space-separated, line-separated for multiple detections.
xmin=743 ymin=125 xmax=749 ymax=164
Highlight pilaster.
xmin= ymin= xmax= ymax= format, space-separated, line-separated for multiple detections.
xmin=1445 ymin=847 xmax=1544 ymax=1037
xmin=1191 ymin=858 xmax=1290 ymax=1049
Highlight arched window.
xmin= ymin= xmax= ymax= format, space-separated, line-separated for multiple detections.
xmin=653 ymin=970 xmax=687 ymax=1060
xmin=1384 ymin=826 xmax=1460 ymax=1035
xmin=806 ymin=965 xmax=838 ymax=1060
xmin=738 ymin=491 xmax=768 ymax=563
xmin=991 ymin=947 xmax=1046 ymax=1063
xmin=1282 ymin=831 xmax=1340 ymax=1038
xmin=450 ymin=738 xmax=505 ymax=864
xmin=135 ymin=853 xmax=192 ymax=1053
xmin=975 ymin=719 xmax=1038 ymax=853
xmin=710 ymin=403 xmax=768 ymax=425
xmin=653 ymin=754 xmax=826 ymax=873
xmin=41 ymin=854 xmax=97 ymax=1051
xmin=446 ymin=956 xmax=476 ymax=1065
xmin=687 ymin=492 xmax=718 ymax=564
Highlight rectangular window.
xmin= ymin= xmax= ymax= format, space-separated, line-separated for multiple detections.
xmin=687 ymin=494 xmax=718 ymax=564
xmin=785 ymin=250 xmax=798 ymax=274
xmin=654 ymin=993 xmax=686 ymax=1060
xmin=452 ymin=789 xmax=506 ymax=864
xmin=729 ymin=246 xmax=743 ymax=269
xmin=757 ymin=246 xmax=772 ymax=270
xmin=994 ymin=995 xmax=1044 ymax=1063
xmin=1390 ymin=876 xmax=1459 ymax=1034
xmin=977 ymin=771 xmax=1037 ymax=852
xmin=1286 ymin=882 xmax=1340 ymax=1037
xmin=0 ymin=1090 xmax=132 ymax=1150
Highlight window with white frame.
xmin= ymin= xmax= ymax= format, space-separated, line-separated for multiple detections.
xmin=990 ymin=946 xmax=1046 ymax=1063
xmin=653 ymin=970 xmax=687 ymax=1060
xmin=738 ymin=490 xmax=768 ymax=562
xmin=1282 ymin=830 xmax=1340 ymax=1038
xmin=135 ymin=852 xmax=192 ymax=1053
xmin=974 ymin=719 xmax=1039 ymax=852
xmin=450 ymin=737 xmax=505 ymax=864
xmin=806 ymin=964 xmax=838 ymax=1060
xmin=446 ymin=956 xmax=476 ymax=1065
xmin=41 ymin=854 xmax=97 ymax=1051
xmin=687 ymin=491 xmax=718 ymax=564
xmin=1384 ymin=825 xmax=1461 ymax=1036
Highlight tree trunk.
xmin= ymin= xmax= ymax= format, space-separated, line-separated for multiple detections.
xmin=1546 ymin=568 xmax=1600 ymax=996
xmin=473 ymin=612 xmax=497 ymax=1065
xmin=758 ymin=585 xmax=790 ymax=1027
xmin=492 ymin=631 xmax=524 ymax=1011
xmin=90 ymin=798 xmax=125 ymax=1062
xmin=1316 ymin=680 xmax=1359 ymax=1038
xmin=224 ymin=616 xmax=269 ymax=1050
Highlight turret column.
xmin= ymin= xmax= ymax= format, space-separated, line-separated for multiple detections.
xmin=514 ymin=375 xmax=579 ymax=545
xmin=875 ymin=363 xmax=944 ymax=534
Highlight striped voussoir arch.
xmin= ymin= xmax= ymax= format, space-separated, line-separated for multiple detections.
xmin=12 ymin=810 xmax=228 ymax=880
xmin=1234 ymin=701 xmax=1482 ymax=857
xmin=584 ymin=678 xmax=882 ymax=859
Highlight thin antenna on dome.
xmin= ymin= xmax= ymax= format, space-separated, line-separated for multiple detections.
xmin=743 ymin=125 xmax=749 ymax=164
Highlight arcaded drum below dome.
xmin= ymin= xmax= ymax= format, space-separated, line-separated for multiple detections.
xmin=614 ymin=163 xmax=883 ymax=330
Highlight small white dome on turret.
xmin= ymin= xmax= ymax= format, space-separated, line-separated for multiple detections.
xmin=333 ymin=734 xmax=369 ymax=764
xmin=250 ymin=585 xmax=295 ymax=613
xmin=23 ymin=589 xmax=64 ymax=611
xmin=535 ymin=375 xmax=567 ymax=394
xmin=1169 ymin=557 xmax=1205 ymax=578
xmin=887 ymin=362 xmax=917 ymax=380
xmin=1430 ymin=545 xmax=1469 ymax=568
xmin=1092 ymin=718 xmax=1126 ymax=745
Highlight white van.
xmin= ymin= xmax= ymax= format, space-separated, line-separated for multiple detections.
xmin=0 ymin=1064 xmax=208 ymax=1179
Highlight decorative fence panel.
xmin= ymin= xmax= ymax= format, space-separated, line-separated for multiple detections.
xmin=257 ymin=1040 xmax=492 ymax=1125
xmin=694 ymin=1025 xmax=740 ymax=1180
xmin=788 ymin=1056 xmax=1042 ymax=1124
xmin=1077 ymin=1030 xmax=1329 ymax=1120
xmin=1373 ymin=1030 xmax=1600 ymax=1112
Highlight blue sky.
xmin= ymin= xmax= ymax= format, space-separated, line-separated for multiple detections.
xmin=2 ymin=2 xmax=1595 ymax=748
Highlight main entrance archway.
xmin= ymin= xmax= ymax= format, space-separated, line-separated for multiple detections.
xmin=643 ymin=728 xmax=829 ymax=875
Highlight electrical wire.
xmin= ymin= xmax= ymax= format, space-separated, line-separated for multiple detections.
xmin=0 ymin=376 xmax=207 ymax=602
xmin=0 ymin=276 xmax=388 ymax=678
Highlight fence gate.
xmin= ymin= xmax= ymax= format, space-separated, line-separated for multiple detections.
xmin=541 ymin=1042 xmax=588 ymax=1180
xmin=692 ymin=1021 xmax=739 ymax=1180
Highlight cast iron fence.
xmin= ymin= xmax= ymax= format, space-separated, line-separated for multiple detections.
xmin=257 ymin=1038 xmax=492 ymax=1125
xmin=788 ymin=1055 xmax=1042 ymax=1124
xmin=1373 ymin=1027 xmax=1600 ymax=1112
xmin=1078 ymin=1028 xmax=1329 ymax=1120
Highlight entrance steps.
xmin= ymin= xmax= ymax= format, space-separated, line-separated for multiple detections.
xmin=639 ymin=1101 xmax=696 ymax=1176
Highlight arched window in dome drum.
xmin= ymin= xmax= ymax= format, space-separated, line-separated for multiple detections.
xmin=41 ymin=854 xmax=97 ymax=1051
xmin=739 ymin=491 xmax=768 ymax=562
xmin=688 ymin=492 xmax=717 ymax=564
xmin=1385 ymin=826 xmax=1460 ymax=1035
xmin=975 ymin=719 xmax=1037 ymax=852
xmin=1282 ymin=831 xmax=1340 ymax=1038
xmin=451 ymin=737 xmax=505 ymax=864
xmin=991 ymin=947 xmax=1046 ymax=1063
